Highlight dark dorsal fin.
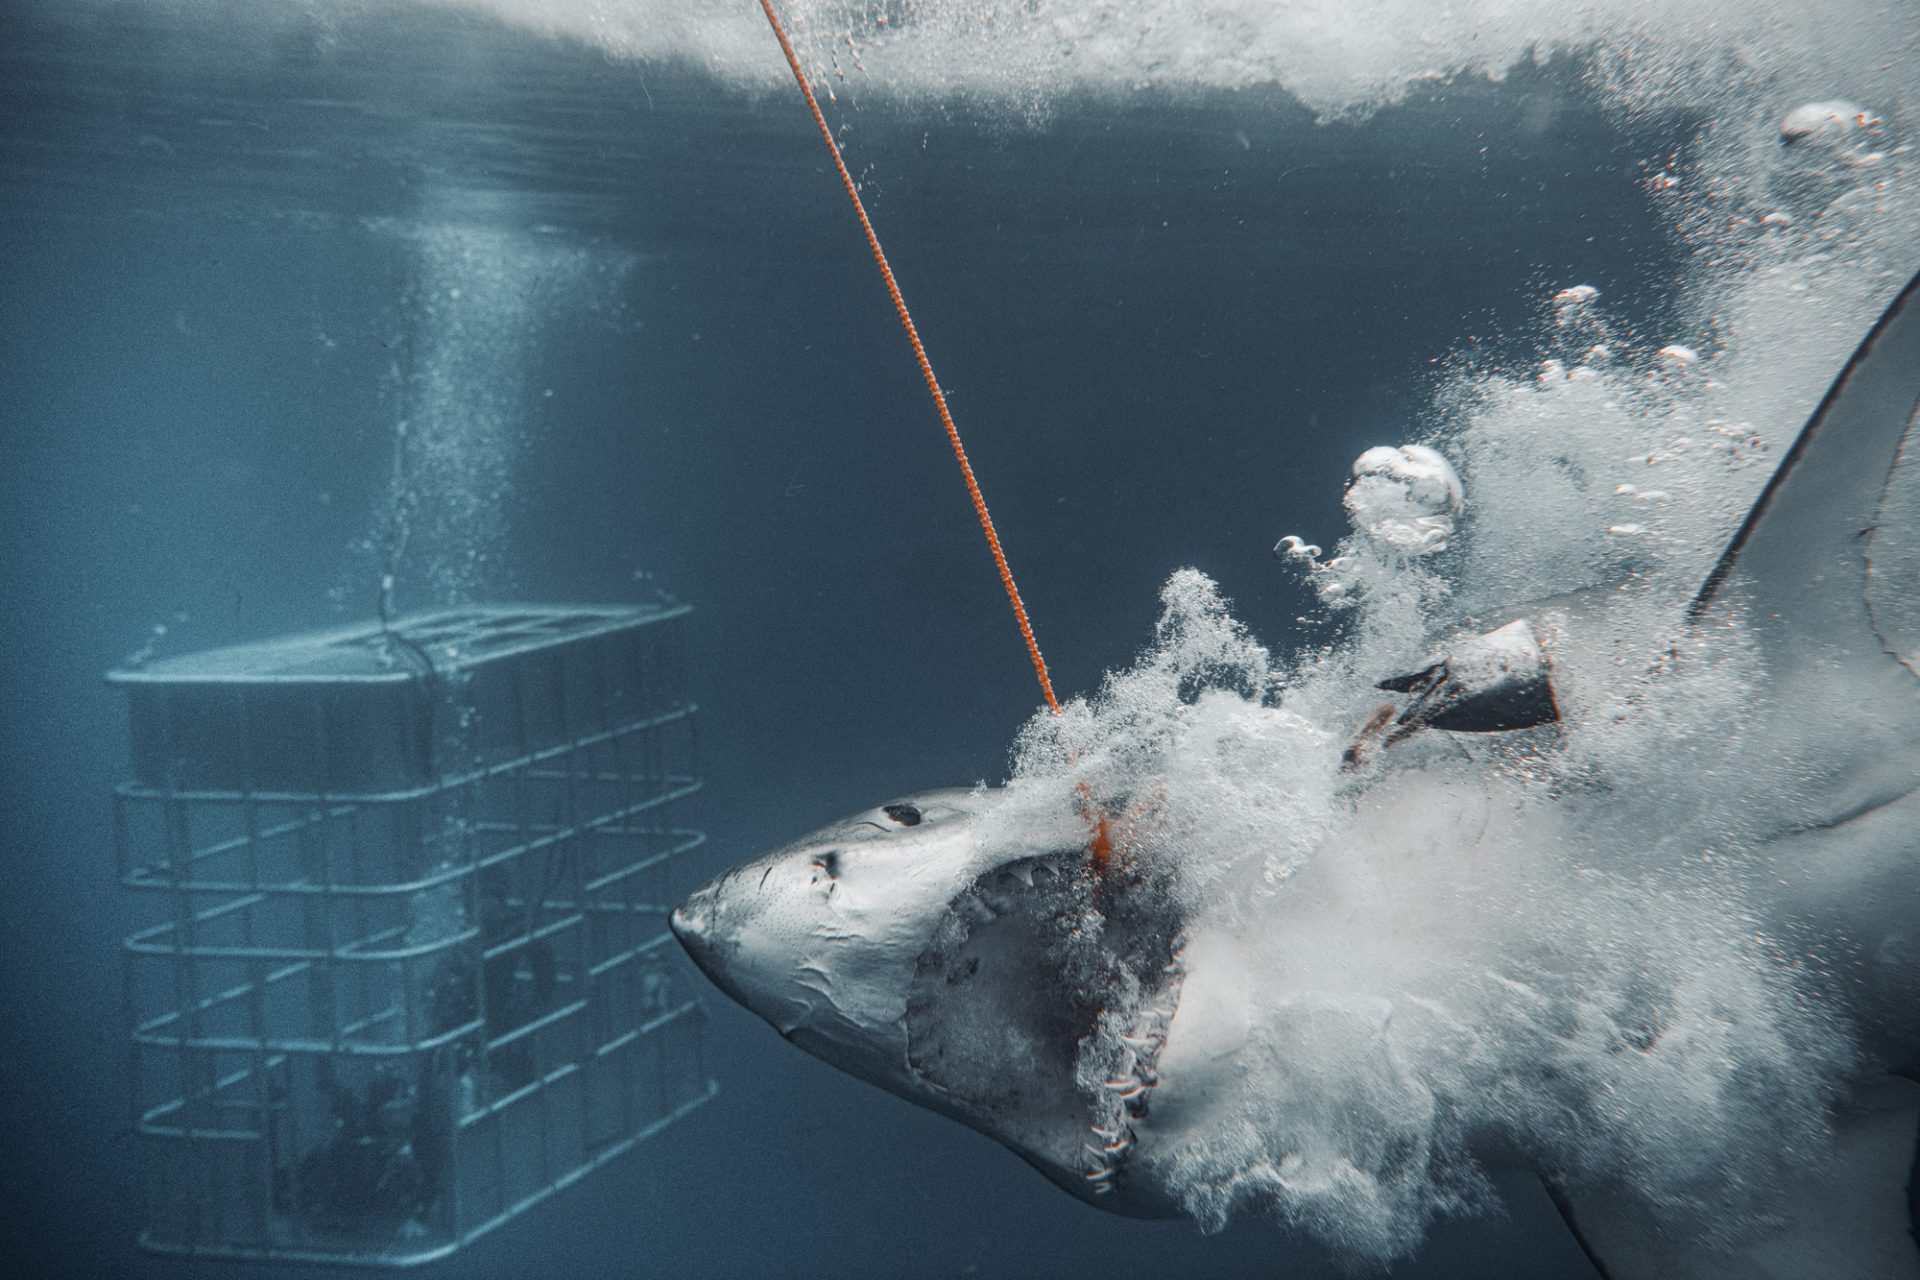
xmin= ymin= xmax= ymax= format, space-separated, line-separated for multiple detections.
xmin=1683 ymin=269 xmax=1920 ymax=835
xmin=1690 ymin=269 xmax=1920 ymax=631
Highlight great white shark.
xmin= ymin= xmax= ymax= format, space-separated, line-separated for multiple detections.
xmin=673 ymin=269 xmax=1920 ymax=1279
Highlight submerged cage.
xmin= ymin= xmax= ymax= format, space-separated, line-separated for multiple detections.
xmin=110 ymin=602 xmax=716 ymax=1266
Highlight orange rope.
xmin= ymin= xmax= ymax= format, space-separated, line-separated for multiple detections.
xmin=757 ymin=3 xmax=1125 ymax=875
xmin=756 ymin=0 xmax=1059 ymax=717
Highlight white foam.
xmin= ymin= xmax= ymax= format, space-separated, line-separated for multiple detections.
xmin=995 ymin=552 xmax=1855 ymax=1261
xmin=1344 ymin=445 xmax=1464 ymax=557
xmin=431 ymin=1 xmax=1916 ymax=127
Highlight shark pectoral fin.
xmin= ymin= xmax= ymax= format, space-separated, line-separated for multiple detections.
xmin=1548 ymin=1074 xmax=1920 ymax=1280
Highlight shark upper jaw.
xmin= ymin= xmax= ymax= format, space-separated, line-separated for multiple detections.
xmin=670 ymin=785 xmax=1188 ymax=1215
xmin=670 ymin=788 xmax=1036 ymax=1085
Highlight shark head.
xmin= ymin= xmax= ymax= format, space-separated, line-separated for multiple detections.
xmin=672 ymin=786 xmax=1187 ymax=1214
xmin=669 ymin=788 xmax=996 ymax=1088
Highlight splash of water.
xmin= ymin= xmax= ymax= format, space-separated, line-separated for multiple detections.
xmin=450 ymin=1 xmax=1915 ymax=128
xmin=988 ymin=557 xmax=1848 ymax=1262
xmin=393 ymin=0 xmax=1909 ymax=1261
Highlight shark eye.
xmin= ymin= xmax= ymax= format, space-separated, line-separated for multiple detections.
xmin=811 ymin=851 xmax=841 ymax=880
xmin=882 ymin=803 xmax=923 ymax=827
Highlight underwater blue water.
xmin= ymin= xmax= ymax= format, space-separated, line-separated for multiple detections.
xmin=0 ymin=3 xmax=1704 ymax=1276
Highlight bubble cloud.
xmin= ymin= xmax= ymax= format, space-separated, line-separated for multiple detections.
xmin=1343 ymin=445 xmax=1464 ymax=557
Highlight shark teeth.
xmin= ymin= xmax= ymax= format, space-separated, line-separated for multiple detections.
xmin=1133 ymin=1002 xmax=1174 ymax=1027
xmin=985 ymin=856 xmax=1064 ymax=899
xmin=1077 ymin=961 xmax=1187 ymax=1199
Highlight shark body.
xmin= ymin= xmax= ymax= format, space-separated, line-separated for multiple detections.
xmin=673 ymin=270 xmax=1920 ymax=1278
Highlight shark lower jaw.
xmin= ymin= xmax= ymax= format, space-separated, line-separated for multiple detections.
xmin=900 ymin=851 xmax=1188 ymax=1209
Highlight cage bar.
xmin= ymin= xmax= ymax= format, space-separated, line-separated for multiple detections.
xmin=111 ymin=602 xmax=716 ymax=1266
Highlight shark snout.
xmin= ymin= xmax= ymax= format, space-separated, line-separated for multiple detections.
xmin=671 ymin=858 xmax=823 ymax=1033
xmin=669 ymin=887 xmax=716 ymax=967
xmin=672 ymin=877 xmax=751 ymax=1006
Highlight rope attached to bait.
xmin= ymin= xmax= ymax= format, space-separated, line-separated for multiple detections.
xmin=756 ymin=0 xmax=1059 ymax=717
xmin=757 ymin=2 xmax=1129 ymax=874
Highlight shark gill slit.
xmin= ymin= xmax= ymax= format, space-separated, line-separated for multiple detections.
xmin=756 ymin=0 xmax=1121 ymax=873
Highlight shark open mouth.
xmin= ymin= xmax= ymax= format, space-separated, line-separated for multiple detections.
xmin=904 ymin=851 xmax=1186 ymax=1197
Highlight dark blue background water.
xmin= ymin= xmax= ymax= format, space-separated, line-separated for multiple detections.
xmin=1 ymin=3 xmax=1689 ymax=1276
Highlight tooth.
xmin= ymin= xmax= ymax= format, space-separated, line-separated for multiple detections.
xmin=1119 ymin=1033 xmax=1155 ymax=1051
xmin=1084 ymin=1167 xmax=1115 ymax=1184
xmin=1103 ymin=1134 xmax=1133 ymax=1154
xmin=1009 ymin=864 xmax=1035 ymax=888
xmin=1101 ymin=1078 xmax=1135 ymax=1092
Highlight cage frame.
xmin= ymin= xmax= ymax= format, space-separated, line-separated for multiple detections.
xmin=111 ymin=603 xmax=717 ymax=1267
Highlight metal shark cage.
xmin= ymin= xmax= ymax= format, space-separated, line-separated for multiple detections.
xmin=109 ymin=602 xmax=716 ymax=1266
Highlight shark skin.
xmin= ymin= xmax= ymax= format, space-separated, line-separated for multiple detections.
xmin=672 ymin=788 xmax=1187 ymax=1216
xmin=673 ymin=269 xmax=1920 ymax=1277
